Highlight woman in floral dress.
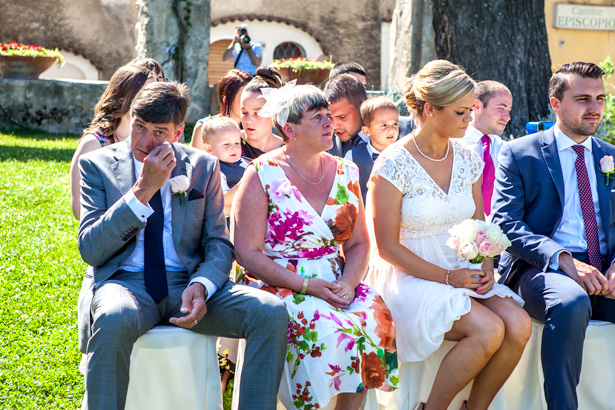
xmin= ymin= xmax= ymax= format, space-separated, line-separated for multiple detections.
xmin=233 ymin=83 xmax=398 ymax=409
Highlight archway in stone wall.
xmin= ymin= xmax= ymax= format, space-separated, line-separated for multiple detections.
xmin=39 ymin=50 xmax=100 ymax=81
xmin=210 ymin=17 xmax=326 ymax=85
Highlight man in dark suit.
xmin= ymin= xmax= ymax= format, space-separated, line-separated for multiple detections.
xmin=78 ymin=81 xmax=287 ymax=410
xmin=325 ymin=71 xmax=415 ymax=158
xmin=325 ymin=74 xmax=369 ymax=158
xmin=492 ymin=62 xmax=615 ymax=410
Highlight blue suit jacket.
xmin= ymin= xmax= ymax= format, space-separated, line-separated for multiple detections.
xmin=491 ymin=128 xmax=615 ymax=285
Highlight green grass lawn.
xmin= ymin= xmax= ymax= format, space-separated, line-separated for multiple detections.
xmin=0 ymin=130 xmax=85 ymax=409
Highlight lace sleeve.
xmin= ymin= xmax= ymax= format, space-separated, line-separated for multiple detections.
xmin=455 ymin=142 xmax=484 ymax=184
xmin=371 ymin=145 xmax=408 ymax=194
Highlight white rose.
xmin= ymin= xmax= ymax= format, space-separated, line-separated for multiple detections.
xmin=600 ymin=155 xmax=614 ymax=174
xmin=169 ymin=175 xmax=190 ymax=193
xmin=458 ymin=240 xmax=479 ymax=261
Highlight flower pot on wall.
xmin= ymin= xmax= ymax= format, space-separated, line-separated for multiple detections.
xmin=279 ymin=67 xmax=330 ymax=86
xmin=0 ymin=56 xmax=57 ymax=79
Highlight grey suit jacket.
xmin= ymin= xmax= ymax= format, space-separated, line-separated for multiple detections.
xmin=78 ymin=139 xmax=233 ymax=291
xmin=491 ymin=128 xmax=615 ymax=285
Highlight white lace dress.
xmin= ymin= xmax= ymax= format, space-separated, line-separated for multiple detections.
xmin=365 ymin=139 xmax=524 ymax=362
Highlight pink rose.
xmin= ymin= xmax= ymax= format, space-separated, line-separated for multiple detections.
xmin=475 ymin=231 xmax=489 ymax=246
xmin=478 ymin=240 xmax=494 ymax=257
xmin=446 ymin=235 xmax=462 ymax=252
xmin=458 ymin=240 xmax=479 ymax=260
xmin=492 ymin=242 xmax=506 ymax=255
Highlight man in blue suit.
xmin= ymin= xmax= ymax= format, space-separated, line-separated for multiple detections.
xmin=492 ymin=62 xmax=615 ymax=410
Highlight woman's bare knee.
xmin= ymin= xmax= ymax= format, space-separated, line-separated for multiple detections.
xmin=502 ymin=306 xmax=532 ymax=348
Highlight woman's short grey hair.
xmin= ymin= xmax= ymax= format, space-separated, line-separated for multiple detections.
xmin=274 ymin=85 xmax=328 ymax=142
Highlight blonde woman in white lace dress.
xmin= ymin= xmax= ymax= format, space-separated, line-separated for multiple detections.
xmin=366 ymin=60 xmax=531 ymax=410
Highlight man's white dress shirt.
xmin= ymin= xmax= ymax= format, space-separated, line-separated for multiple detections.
xmin=549 ymin=126 xmax=607 ymax=270
xmin=460 ymin=125 xmax=506 ymax=173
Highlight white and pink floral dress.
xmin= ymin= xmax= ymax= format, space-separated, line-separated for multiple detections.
xmin=239 ymin=156 xmax=398 ymax=410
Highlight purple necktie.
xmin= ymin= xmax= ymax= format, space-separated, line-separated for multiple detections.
xmin=571 ymin=145 xmax=602 ymax=271
xmin=481 ymin=135 xmax=495 ymax=216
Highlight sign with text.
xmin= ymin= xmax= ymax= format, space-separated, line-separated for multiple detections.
xmin=554 ymin=4 xmax=615 ymax=31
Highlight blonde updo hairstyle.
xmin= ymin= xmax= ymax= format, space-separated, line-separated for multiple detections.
xmin=404 ymin=60 xmax=476 ymax=118
xmin=274 ymin=85 xmax=328 ymax=143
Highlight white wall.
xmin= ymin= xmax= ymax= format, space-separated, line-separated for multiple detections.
xmin=40 ymin=50 xmax=99 ymax=81
xmin=210 ymin=21 xmax=325 ymax=65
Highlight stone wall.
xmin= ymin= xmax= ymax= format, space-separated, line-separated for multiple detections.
xmin=0 ymin=0 xmax=139 ymax=80
xmin=0 ymin=78 xmax=107 ymax=134
xmin=136 ymin=0 xmax=211 ymax=123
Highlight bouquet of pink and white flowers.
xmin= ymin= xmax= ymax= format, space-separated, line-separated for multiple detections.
xmin=446 ymin=219 xmax=511 ymax=266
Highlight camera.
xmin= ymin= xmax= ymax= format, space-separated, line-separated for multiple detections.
xmin=525 ymin=121 xmax=555 ymax=134
xmin=237 ymin=24 xmax=250 ymax=44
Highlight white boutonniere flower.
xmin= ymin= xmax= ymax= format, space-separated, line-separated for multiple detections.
xmin=600 ymin=155 xmax=615 ymax=185
xmin=169 ymin=175 xmax=190 ymax=205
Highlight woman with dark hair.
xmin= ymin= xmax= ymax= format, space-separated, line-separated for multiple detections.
xmin=239 ymin=67 xmax=285 ymax=159
xmin=130 ymin=57 xmax=167 ymax=82
xmin=233 ymin=83 xmax=398 ymax=409
xmin=190 ymin=69 xmax=252 ymax=150
xmin=69 ymin=64 xmax=155 ymax=220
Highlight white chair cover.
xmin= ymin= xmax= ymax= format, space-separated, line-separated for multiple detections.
xmin=125 ymin=326 xmax=222 ymax=410
xmin=377 ymin=320 xmax=615 ymax=410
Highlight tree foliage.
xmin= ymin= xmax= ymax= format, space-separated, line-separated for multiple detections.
xmin=430 ymin=0 xmax=552 ymax=138
xmin=596 ymin=56 xmax=615 ymax=144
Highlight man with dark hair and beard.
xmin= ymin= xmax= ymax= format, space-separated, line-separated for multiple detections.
xmin=492 ymin=62 xmax=615 ymax=410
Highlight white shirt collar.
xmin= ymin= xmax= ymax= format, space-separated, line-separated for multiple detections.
xmin=133 ymin=157 xmax=143 ymax=177
xmin=366 ymin=143 xmax=381 ymax=156
xmin=466 ymin=125 xmax=497 ymax=142
xmin=357 ymin=130 xmax=369 ymax=144
xmin=553 ymin=125 xmax=593 ymax=153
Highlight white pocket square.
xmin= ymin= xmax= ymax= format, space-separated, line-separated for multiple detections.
xmin=611 ymin=189 xmax=615 ymax=193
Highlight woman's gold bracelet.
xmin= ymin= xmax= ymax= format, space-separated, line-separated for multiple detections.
xmin=300 ymin=277 xmax=310 ymax=295
xmin=445 ymin=270 xmax=451 ymax=286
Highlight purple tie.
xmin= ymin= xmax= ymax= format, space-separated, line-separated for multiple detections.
xmin=571 ymin=145 xmax=602 ymax=270
xmin=481 ymin=135 xmax=495 ymax=216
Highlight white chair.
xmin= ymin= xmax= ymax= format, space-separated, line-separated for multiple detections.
xmin=377 ymin=320 xmax=615 ymax=410
xmin=125 ymin=326 xmax=223 ymax=410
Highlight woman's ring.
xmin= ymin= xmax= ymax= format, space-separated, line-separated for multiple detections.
xmin=194 ymin=320 xmax=198 ymax=325
xmin=343 ymin=295 xmax=349 ymax=301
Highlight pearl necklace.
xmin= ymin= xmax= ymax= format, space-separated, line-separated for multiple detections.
xmin=284 ymin=149 xmax=325 ymax=185
xmin=412 ymin=132 xmax=450 ymax=162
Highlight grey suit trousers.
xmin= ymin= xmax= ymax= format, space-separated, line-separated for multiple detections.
xmin=84 ymin=270 xmax=288 ymax=410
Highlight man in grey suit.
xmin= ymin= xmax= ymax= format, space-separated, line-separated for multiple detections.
xmin=78 ymin=81 xmax=288 ymax=410
xmin=492 ymin=62 xmax=615 ymax=409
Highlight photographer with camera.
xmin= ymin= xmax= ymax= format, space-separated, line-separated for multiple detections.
xmin=223 ymin=24 xmax=262 ymax=76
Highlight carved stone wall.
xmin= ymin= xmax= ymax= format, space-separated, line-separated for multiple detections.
xmin=0 ymin=78 xmax=107 ymax=134
xmin=0 ymin=0 xmax=139 ymax=79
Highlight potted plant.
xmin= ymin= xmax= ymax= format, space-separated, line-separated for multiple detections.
xmin=0 ymin=41 xmax=64 ymax=80
xmin=269 ymin=57 xmax=334 ymax=86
